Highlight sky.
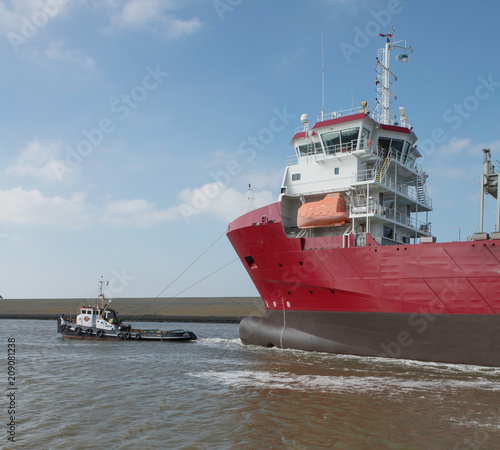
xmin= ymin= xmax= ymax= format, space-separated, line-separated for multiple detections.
xmin=0 ymin=0 xmax=499 ymax=300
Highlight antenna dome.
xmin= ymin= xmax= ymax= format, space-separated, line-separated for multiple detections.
xmin=300 ymin=114 xmax=309 ymax=125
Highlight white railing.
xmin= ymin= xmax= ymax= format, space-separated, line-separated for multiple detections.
xmin=317 ymin=106 xmax=365 ymax=122
xmin=350 ymin=200 xmax=431 ymax=233
xmin=380 ymin=237 xmax=403 ymax=246
xmin=353 ymin=170 xmax=432 ymax=208
xmin=353 ymin=168 xmax=377 ymax=182
xmin=383 ymin=147 xmax=424 ymax=175
xmin=287 ymin=138 xmax=378 ymax=165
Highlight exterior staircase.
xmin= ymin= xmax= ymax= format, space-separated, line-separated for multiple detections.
xmin=416 ymin=180 xmax=426 ymax=204
xmin=376 ymin=157 xmax=390 ymax=182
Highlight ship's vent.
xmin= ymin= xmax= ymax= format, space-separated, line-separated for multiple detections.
xmin=244 ymin=256 xmax=257 ymax=269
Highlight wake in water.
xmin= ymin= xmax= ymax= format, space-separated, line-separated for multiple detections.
xmin=190 ymin=369 xmax=500 ymax=395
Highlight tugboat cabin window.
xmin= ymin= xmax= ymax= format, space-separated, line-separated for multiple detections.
xmin=292 ymin=173 xmax=301 ymax=181
xmin=334 ymin=167 xmax=339 ymax=175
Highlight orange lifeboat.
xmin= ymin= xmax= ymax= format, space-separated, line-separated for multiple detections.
xmin=297 ymin=193 xmax=351 ymax=229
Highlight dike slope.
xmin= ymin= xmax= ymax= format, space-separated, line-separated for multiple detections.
xmin=0 ymin=296 xmax=265 ymax=323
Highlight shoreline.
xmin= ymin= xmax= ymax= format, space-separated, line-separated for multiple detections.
xmin=0 ymin=296 xmax=265 ymax=324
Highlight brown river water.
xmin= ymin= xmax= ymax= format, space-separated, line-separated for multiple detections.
xmin=1 ymin=319 xmax=499 ymax=449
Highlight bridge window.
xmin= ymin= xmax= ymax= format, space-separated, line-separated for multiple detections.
xmin=322 ymin=127 xmax=360 ymax=154
xmin=298 ymin=142 xmax=323 ymax=156
xmin=391 ymin=139 xmax=404 ymax=155
xmin=361 ymin=128 xmax=370 ymax=147
xmin=341 ymin=127 xmax=359 ymax=150
xmin=322 ymin=131 xmax=340 ymax=154
xmin=401 ymin=141 xmax=410 ymax=163
xmin=378 ymin=137 xmax=391 ymax=157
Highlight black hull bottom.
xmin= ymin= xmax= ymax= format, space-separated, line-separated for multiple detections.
xmin=239 ymin=311 xmax=500 ymax=367
xmin=57 ymin=322 xmax=197 ymax=341
xmin=59 ymin=332 xmax=196 ymax=341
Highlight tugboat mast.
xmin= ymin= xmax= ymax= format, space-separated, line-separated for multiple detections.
xmin=98 ymin=276 xmax=106 ymax=309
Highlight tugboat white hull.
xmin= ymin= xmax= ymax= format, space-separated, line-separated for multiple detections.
xmin=58 ymin=317 xmax=197 ymax=341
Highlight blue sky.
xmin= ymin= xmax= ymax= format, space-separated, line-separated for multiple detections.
xmin=0 ymin=0 xmax=499 ymax=299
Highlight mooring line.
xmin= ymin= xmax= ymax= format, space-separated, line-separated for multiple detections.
xmin=127 ymin=230 xmax=228 ymax=322
xmin=154 ymin=230 xmax=227 ymax=299
xmin=171 ymin=258 xmax=238 ymax=298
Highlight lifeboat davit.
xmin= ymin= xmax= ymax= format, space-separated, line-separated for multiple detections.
xmin=297 ymin=193 xmax=351 ymax=229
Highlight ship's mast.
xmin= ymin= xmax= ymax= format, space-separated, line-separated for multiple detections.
xmin=479 ymin=148 xmax=500 ymax=233
xmin=321 ymin=30 xmax=325 ymax=122
xmin=375 ymin=27 xmax=413 ymax=125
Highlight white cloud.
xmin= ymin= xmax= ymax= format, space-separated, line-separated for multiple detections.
xmin=102 ymin=183 xmax=276 ymax=227
xmin=45 ymin=39 xmax=95 ymax=71
xmin=0 ymin=187 xmax=90 ymax=228
xmin=105 ymin=0 xmax=202 ymax=39
xmin=102 ymin=198 xmax=177 ymax=226
xmin=436 ymin=137 xmax=471 ymax=157
xmin=436 ymin=137 xmax=500 ymax=158
xmin=0 ymin=180 xmax=275 ymax=229
xmin=176 ymin=182 xmax=276 ymax=223
xmin=0 ymin=0 xmax=71 ymax=34
xmin=6 ymin=140 xmax=76 ymax=183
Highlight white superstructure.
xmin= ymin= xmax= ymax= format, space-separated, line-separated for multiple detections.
xmin=279 ymin=30 xmax=432 ymax=246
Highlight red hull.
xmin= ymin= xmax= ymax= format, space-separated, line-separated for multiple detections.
xmin=227 ymin=203 xmax=500 ymax=366
xmin=228 ymin=203 xmax=500 ymax=316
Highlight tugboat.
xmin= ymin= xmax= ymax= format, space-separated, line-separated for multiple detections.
xmin=57 ymin=279 xmax=197 ymax=342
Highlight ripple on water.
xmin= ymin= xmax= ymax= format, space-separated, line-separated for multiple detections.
xmin=3 ymin=319 xmax=500 ymax=449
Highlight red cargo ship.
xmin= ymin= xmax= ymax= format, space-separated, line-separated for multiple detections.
xmin=227 ymin=31 xmax=500 ymax=367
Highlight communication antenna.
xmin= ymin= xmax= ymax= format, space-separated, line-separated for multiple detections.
xmin=247 ymin=184 xmax=255 ymax=212
xmin=321 ymin=30 xmax=325 ymax=121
